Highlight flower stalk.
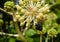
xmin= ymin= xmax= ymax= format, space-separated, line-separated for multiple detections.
xmin=52 ymin=36 xmax=53 ymax=42
xmin=11 ymin=8 xmax=26 ymax=42
xmin=45 ymin=35 xmax=49 ymax=42
xmin=0 ymin=8 xmax=26 ymax=42
xmin=40 ymin=31 xmax=42 ymax=42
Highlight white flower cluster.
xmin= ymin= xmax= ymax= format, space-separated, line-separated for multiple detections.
xmin=15 ymin=0 xmax=50 ymax=28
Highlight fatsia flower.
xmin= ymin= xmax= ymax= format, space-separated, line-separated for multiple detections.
xmin=4 ymin=0 xmax=50 ymax=30
xmin=15 ymin=0 xmax=50 ymax=29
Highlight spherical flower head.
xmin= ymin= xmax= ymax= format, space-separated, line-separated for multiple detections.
xmin=17 ymin=0 xmax=50 ymax=29
xmin=48 ymin=28 xmax=58 ymax=37
xmin=3 ymin=0 xmax=50 ymax=31
xmin=4 ymin=1 xmax=14 ymax=9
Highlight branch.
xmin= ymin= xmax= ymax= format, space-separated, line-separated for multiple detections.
xmin=0 ymin=8 xmax=13 ymax=15
xmin=0 ymin=7 xmax=26 ymax=42
xmin=0 ymin=32 xmax=19 ymax=37
xmin=11 ymin=8 xmax=27 ymax=42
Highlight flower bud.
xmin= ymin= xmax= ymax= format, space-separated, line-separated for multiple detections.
xmin=36 ymin=15 xmax=40 ymax=20
xmin=48 ymin=29 xmax=58 ymax=37
xmin=32 ymin=7 xmax=38 ymax=12
xmin=26 ymin=19 xmax=30 ymax=23
xmin=4 ymin=1 xmax=14 ymax=9
xmin=16 ymin=5 xmax=22 ymax=10
xmin=41 ymin=0 xmax=45 ymax=4
xmin=33 ymin=0 xmax=37 ymax=2
xmin=19 ymin=17 xmax=24 ymax=22
xmin=16 ymin=14 xmax=20 ymax=19
xmin=36 ymin=4 xmax=41 ymax=8
xmin=20 ymin=22 xmax=25 ymax=26
xmin=24 ymin=0 xmax=28 ymax=2
xmin=25 ymin=11 xmax=30 ymax=16
xmin=26 ymin=23 xmax=30 ymax=27
xmin=21 ymin=9 xmax=26 ymax=14
xmin=39 ymin=13 xmax=45 ymax=20
xmin=19 ymin=0 xmax=24 ymax=5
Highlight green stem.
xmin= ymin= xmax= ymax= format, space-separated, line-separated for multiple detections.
xmin=40 ymin=32 xmax=42 ymax=42
xmin=11 ymin=8 xmax=27 ymax=42
xmin=0 ymin=23 xmax=3 ymax=32
xmin=0 ymin=7 xmax=27 ymax=42
xmin=52 ymin=36 xmax=53 ymax=42
xmin=0 ymin=8 xmax=13 ymax=15
xmin=45 ymin=35 xmax=48 ymax=42
xmin=13 ymin=22 xmax=26 ymax=42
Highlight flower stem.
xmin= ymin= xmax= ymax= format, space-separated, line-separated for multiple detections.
xmin=52 ymin=36 xmax=53 ymax=42
xmin=11 ymin=8 xmax=27 ymax=42
xmin=45 ymin=35 xmax=48 ymax=42
xmin=0 ymin=7 xmax=27 ymax=42
xmin=40 ymin=32 xmax=42 ymax=42
xmin=13 ymin=22 xmax=26 ymax=42
xmin=0 ymin=8 xmax=13 ymax=15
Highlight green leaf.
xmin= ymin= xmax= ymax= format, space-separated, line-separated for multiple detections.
xmin=25 ymin=36 xmax=33 ymax=42
xmin=9 ymin=38 xmax=16 ymax=42
xmin=25 ymin=29 xmax=36 ymax=36
xmin=31 ymin=34 xmax=40 ymax=42
xmin=9 ymin=25 xmax=16 ymax=34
